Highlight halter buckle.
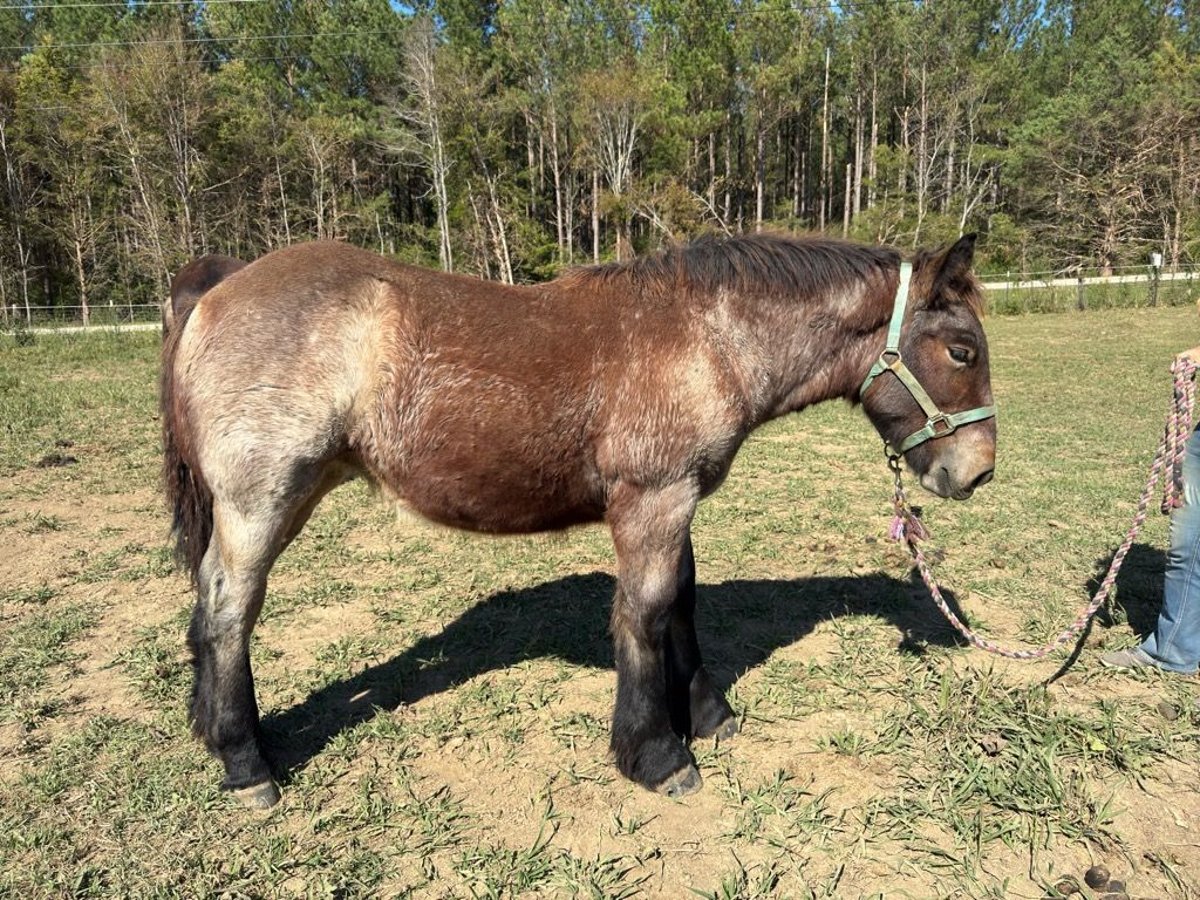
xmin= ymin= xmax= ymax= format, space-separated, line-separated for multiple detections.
xmin=927 ymin=414 xmax=955 ymax=438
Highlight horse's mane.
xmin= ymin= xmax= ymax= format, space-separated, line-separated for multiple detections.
xmin=559 ymin=232 xmax=985 ymax=317
xmin=562 ymin=233 xmax=896 ymax=297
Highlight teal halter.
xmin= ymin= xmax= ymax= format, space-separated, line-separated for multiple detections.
xmin=859 ymin=262 xmax=997 ymax=457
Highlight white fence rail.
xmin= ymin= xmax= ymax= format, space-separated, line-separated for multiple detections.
xmin=2 ymin=265 xmax=1200 ymax=332
xmin=980 ymin=269 xmax=1195 ymax=291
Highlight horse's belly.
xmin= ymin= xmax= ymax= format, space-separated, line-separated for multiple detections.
xmin=355 ymin=359 xmax=606 ymax=533
xmin=395 ymin=456 xmax=603 ymax=534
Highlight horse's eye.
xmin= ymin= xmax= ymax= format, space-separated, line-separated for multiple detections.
xmin=948 ymin=346 xmax=972 ymax=364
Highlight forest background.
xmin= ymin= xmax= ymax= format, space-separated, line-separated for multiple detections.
xmin=1 ymin=0 xmax=1197 ymax=322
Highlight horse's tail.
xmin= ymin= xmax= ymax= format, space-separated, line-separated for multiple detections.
xmin=160 ymin=297 xmax=212 ymax=584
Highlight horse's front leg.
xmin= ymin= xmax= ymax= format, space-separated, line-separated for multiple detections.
xmin=665 ymin=533 xmax=738 ymax=742
xmin=607 ymin=482 xmax=702 ymax=798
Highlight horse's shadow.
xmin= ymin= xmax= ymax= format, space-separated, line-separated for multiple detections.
xmin=262 ymin=567 xmax=975 ymax=779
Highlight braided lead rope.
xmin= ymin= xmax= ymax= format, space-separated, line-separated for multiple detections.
xmin=1164 ymin=361 xmax=1196 ymax=512
xmin=889 ymin=358 xmax=1198 ymax=661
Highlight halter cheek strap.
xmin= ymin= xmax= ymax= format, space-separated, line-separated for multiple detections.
xmin=859 ymin=261 xmax=997 ymax=457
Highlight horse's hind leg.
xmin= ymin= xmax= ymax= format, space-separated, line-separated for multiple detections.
xmin=188 ymin=495 xmax=296 ymax=809
xmin=664 ymin=533 xmax=737 ymax=742
xmin=608 ymin=483 xmax=702 ymax=798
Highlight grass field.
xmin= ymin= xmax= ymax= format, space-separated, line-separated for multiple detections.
xmin=2 ymin=309 xmax=1199 ymax=899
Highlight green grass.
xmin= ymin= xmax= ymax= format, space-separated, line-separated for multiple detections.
xmin=2 ymin=310 xmax=1200 ymax=897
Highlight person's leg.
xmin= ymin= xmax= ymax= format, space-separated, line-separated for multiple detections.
xmin=1136 ymin=425 xmax=1200 ymax=673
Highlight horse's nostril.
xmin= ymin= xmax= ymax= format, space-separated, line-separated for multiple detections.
xmin=971 ymin=468 xmax=994 ymax=491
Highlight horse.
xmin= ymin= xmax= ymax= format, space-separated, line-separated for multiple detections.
xmin=160 ymin=232 xmax=996 ymax=809
xmin=163 ymin=254 xmax=246 ymax=335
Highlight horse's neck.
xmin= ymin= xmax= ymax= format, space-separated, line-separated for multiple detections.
xmin=723 ymin=284 xmax=890 ymax=424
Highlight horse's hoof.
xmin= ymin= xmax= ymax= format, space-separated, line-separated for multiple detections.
xmin=713 ymin=716 xmax=739 ymax=742
xmin=657 ymin=765 xmax=702 ymax=799
xmin=231 ymin=780 xmax=281 ymax=810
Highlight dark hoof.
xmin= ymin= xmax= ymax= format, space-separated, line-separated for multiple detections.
xmin=689 ymin=676 xmax=737 ymax=740
xmin=711 ymin=715 xmax=739 ymax=741
xmin=231 ymin=780 xmax=281 ymax=810
xmin=693 ymin=710 xmax=739 ymax=741
xmin=657 ymin=765 xmax=702 ymax=799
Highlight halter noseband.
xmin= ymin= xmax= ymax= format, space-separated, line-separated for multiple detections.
xmin=859 ymin=261 xmax=997 ymax=457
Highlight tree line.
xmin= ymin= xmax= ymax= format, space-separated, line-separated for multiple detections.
xmin=0 ymin=0 xmax=1197 ymax=323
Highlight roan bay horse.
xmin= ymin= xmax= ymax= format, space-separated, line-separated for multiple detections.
xmin=161 ymin=233 xmax=996 ymax=809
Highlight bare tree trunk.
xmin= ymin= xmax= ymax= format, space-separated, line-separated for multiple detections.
xmin=868 ymin=66 xmax=878 ymax=209
xmin=853 ymin=89 xmax=864 ymax=219
xmin=72 ymin=230 xmax=89 ymax=326
xmin=944 ymin=128 xmax=956 ymax=215
xmin=400 ymin=17 xmax=453 ymax=272
xmin=819 ymin=45 xmax=831 ymax=231
xmin=308 ymin=133 xmax=328 ymax=239
xmin=792 ymin=118 xmax=802 ymax=219
xmin=914 ymin=61 xmax=929 ymax=246
xmin=1171 ymin=137 xmax=1186 ymax=267
xmin=0 ymin=118 xmax=33 ymax=324
xmin=754 ymin=99 xmax=766 ymax=232
xmin=431 ymin=123 xmax=453 ymax=272
xmin=708 ymin=130 xmax=716 ymax=211
xmin=549 ymin=105 xmax=565 ymax=260
xmin=592 ymin=167 xmax=600 ymax=263
xmin=271 ymin=153 xmax=291 ymax=246
xmin=485 ymin=175 xmax=513 ymax=284
xmin=898 ymin=50 xmax=910 ymax=221
xmin=843 ymin=163 xmax=852 ymax=238
xmin=565 ymin=170 xmax=575 ymax=263
xmin=722 ymin=118 xmax=732 ymax=223
xmin=524 ymin=109 xmax=537 ymax=218
xmin=112 ymin=102 xmax=171 ymax=288
xmin=467 ymin=186 xmax=492 ymax=279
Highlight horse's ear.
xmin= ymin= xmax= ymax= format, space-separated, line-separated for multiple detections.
xmin=933 ymin=233 xmax=977 ymax=294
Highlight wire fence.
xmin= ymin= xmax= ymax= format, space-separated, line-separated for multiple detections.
xmin=2 ymin=265 xmax=1198 ymax=333
xmin=1 ymin=303 xmax=161 ymax=332
xmin=980 ymin=266 xmax=1200 ymax=314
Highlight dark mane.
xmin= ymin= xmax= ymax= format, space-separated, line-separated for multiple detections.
xmin=561 ymin=233 xmax=901 ymax=300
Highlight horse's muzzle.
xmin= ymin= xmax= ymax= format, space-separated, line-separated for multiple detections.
xmin=920 ymin=464 xmax=994 ymax=500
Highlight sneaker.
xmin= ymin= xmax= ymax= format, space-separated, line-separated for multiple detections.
xmin=1098 ymin=646 xmax=1163 ymax=671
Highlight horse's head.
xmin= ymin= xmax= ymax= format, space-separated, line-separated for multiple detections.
xmin=861 ymin=234 xmax=996 ymax=500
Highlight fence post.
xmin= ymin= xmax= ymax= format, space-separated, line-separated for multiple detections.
xmin=1076 ymin=274 xmax=1086 ymax=311
xmin=1148 ymin=252 xmax=1162 ymax=308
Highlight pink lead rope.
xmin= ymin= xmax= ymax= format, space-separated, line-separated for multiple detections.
xmin=889 ymin=357 xmax=1198 ymax=661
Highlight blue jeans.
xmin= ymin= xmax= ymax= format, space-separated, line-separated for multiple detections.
xmin=1139 ymin=424 xmax=1200 ymax=674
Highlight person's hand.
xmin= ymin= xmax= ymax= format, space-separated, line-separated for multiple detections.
xmin=1176 ymin=346 xmax=1200 ymax=373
